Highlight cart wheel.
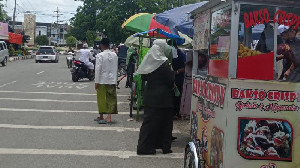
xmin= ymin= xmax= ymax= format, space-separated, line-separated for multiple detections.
xmin=184 ymin=146 xmax=198 ymax=168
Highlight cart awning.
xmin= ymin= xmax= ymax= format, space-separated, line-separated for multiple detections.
xmin=134 ymin=28 xmax=185 ymax=45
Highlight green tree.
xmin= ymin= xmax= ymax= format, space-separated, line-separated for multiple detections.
xmin=86 ymin=30 xmax=97 ymax=46
xmin=35 ymin=35 xmax=49 ymax=46
xmin=71 ymin=0 xmax=197 ymax=44
xmin=66 ymin=36 xmax=77 ymax=47
xmin=0 ymin=1 xmax=7 ymax=21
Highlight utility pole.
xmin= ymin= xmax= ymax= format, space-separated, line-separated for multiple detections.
xmin=54 ymin=7 xmax=60 ymax=46
xmin=12 ymin=0 xmax=16 ymax=30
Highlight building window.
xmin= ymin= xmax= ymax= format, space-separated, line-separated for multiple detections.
xmin=39 ymin=31 xmax=41 ymax=36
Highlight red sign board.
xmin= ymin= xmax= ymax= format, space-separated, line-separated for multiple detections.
xmin=244 ymin=9 xmax=300 ymax=29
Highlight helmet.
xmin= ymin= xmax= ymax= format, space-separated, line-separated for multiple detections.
xmin=83 ymin=43 xmax=88 ymax=48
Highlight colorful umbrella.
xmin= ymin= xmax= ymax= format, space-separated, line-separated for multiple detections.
xmin=155 ymin=1 xmax=208 ymax=37
xmin=122 ymin=13 xmax=171 ymax=36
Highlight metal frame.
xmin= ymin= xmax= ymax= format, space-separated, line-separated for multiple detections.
xmin=228 ymin=1 xmax=240 ymax=78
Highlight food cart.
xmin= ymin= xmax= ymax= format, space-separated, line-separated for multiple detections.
xmin=184 ymin=0 xmax=300 ymax=167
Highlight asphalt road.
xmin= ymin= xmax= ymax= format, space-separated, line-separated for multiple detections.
xmin=0 ymin=54 xmax=190 ymax=168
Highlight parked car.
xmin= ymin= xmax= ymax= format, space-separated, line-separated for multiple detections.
xmin=35 ymin=46 xmax=59 ymax=63
xmin=0 ymin=41 xmax=9 ymax=66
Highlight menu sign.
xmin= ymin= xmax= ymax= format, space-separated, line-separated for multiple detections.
xmin=193 ymin=10 xmax=210 ymax=50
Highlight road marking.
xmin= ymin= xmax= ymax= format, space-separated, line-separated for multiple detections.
xmin=0 ymin=148 xmax=184 ymax=159
xmin=0 ymin=108 xmax=131 ymax=115
xmin=0 ymin=98 xmax=128 ymax=105
xmin=36 ymin=71 xmax=45 ymax=75
xmin=0 ymin=81 xmax=17 ymax=88
xmin=0 ymin=90 xmax=130 ymax=97
xmin=0 ymin=124 xmax=181 ymax=134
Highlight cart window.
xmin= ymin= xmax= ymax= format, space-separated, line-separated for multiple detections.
xmin=209 ymin=7 xmax=231 ymax=78
xmin=276 ymin=7 xmax=300 ymax=82
xmin=237 ymin=5 xmax=276 ymax=80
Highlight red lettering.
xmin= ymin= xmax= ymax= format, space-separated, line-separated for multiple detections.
xmin=285 ymin=92 xmax=290 ymax=101
xmin=232 ymin=88 xmax=239 ymax=99
xmin=278 ymin=11 xmax=286 ymax=25
xmin=213 ymin=84 xmax=221 ymax=106
xmin=263 ymin=8 xmax=270 ymax=24
xmin=245 ymin=89 xmax=253 ymax=99
xmin=197 ymin=79 xmax=201 ymax=97
xmin=281 ymin=91 xmax=285 ymax=101
xmin=200 ymin=80 xmax=206 ymax=98
xmin=295 ymin=16 xmax=300 ymax=30
xmin=274 ymin=10 xmax=281 ymax=24
xmin=249 ymin=12 xmax=255 ymax=27
xmin=253 ymin=90 xmax=259 ymax=100
xmin=267 ymin=91 xmax=274 ymax=100
xmin=290 ymin=15 xmax=298 ymax=27
xmin=259 ymin=90 xmax=266 ymax=101
xmin=220 ymin=86 xmax=226 ymax=107
xmin=274 ymin=91 xmax=280 ymax=101
xmin=254 ymin=11 xmax=260 ymax=25
xmin=259 ymin=10 xmax=264 ymax=24
xmin=206 ymin=82 xmax=211 ymax=102
xmin=290 ymin=92 xmax=296 ymax=102
xmin=244 ymin=13 xmax=250 ymax=28
xmin=286 ymin=13 xmax=293 ymax=27
xmin=240 ymin=90 xmax=246 ymax=99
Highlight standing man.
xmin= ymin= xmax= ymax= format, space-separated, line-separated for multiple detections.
xmin=93 ymin=45 xmax=101 ymax=56
xmin=94 ymin=38 xmax=119 ymax=124
xmin=79 ymin=43 xmax=95 ymax=74
xmin=168 ymin=40 xmax=186 ymax=119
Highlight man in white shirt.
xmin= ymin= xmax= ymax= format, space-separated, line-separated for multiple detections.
xmin=94 ymin=38 xmax=118 ymax=124
xmin=79 ymin=43 xmax=95 ymax=73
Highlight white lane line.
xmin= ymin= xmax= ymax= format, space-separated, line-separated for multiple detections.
xmin=0 ymin=98 xmax=128 ymax=105
xmin=0 ymin=81 xmax=17 ymax=88
xmin=36 ymin=71 xmax=45 ymax=75
xmin=0 ymin=90 xmax=130 ymax=97
xmin=0 ymin=108 xmax=131 ymax=115
xmin=0 ymin=148 xmax=184 ymax=159
xmin=0 ymin=124 xmax=181 ymax=134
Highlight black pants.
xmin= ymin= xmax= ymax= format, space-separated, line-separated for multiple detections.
xmin=137 ymin=107 xmax=173 ymax=153
xmin=174 ymin=83 xmax=183 ymax=116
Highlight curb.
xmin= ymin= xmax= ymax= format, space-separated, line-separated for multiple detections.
xmin=8 ymin=55 xmax=35 ymax=62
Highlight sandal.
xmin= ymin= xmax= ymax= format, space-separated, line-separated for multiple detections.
xmin=94 ymin=117 xmax=103 ymax=122
xmin=98 ymin=120 xmax=107 ymax=124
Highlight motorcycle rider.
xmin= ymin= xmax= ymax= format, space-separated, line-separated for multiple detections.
xmin=79 ymin=43 xmax=95 ymax=74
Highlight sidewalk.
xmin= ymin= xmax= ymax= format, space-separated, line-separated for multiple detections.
xmin=8 ymin=55 xmax=35 ymax=62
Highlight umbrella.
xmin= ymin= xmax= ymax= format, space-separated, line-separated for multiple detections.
xmin=134 ymin=28 xmax=185 ymax=45
xmin=122 ymin=13 xmax=171 ymax=36
xmin=155 ymin=1 xmax=208 ymax=37
xmin=125 ymin=32 xmax=191 ymax=48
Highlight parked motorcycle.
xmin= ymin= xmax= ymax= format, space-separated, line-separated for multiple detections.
xmin=66 ymin=52 xmax=75 ymax=68
xmin=71 ymin=60 xmax=95 ymax=82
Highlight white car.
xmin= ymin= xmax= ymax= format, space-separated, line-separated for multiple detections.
xmin=35 ymin=46 xmax=59 ymax=63
xmin=0 ymin=41 xmax=9 ymax=66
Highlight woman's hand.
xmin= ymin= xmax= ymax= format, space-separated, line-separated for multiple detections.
xmin=284 ymin=69 xmax=291 ymax=79
xmin=95 ymin=83 xmax=99 ymax=91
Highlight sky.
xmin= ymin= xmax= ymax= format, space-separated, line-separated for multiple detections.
xmin=3 ymin=0 xmax=83 ymax=23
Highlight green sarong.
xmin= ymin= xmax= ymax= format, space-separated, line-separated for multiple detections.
xmin=97 ymin=84 xmax=118 ymax=114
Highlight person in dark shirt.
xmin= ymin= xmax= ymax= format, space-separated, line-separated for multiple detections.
xmin=287 ymin=29 xmax=300 ymax=82
xmin=167 ymin=40 xmax=186 ymax=119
